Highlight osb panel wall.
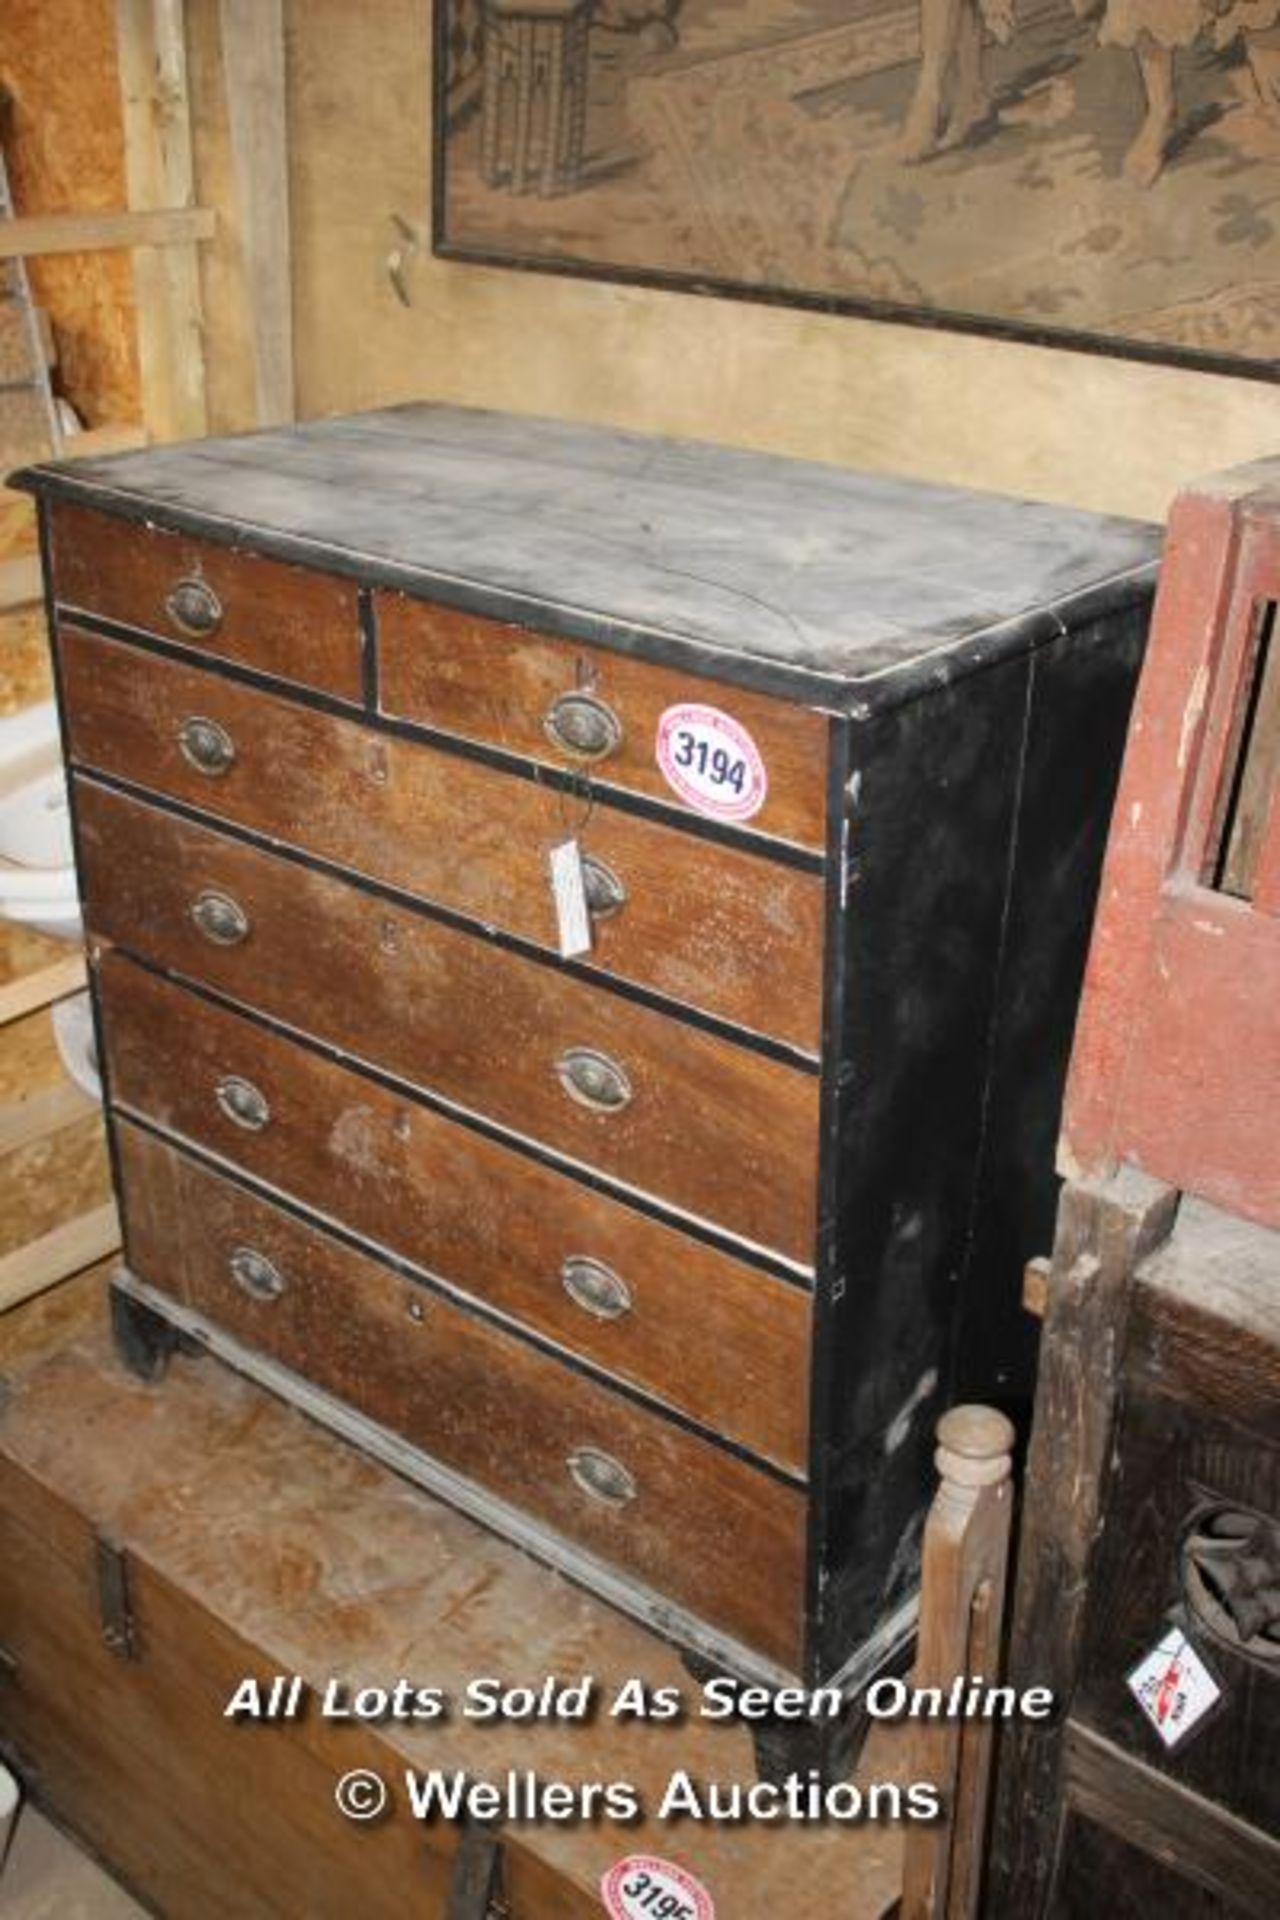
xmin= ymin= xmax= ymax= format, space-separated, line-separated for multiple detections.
xmin=286 ymin=0 xmax=1280 ymax=523
xmin=0 ymin=0 xmax=141 ymax=428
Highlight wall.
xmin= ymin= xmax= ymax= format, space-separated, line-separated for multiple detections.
xmin=284 ymin=0 xmax=1280 ymax=524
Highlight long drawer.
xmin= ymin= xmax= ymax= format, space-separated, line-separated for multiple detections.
xmin=377 ymin=592 xmax=831 ymax=853
xmin=48 ymin=502 xmax=364 ymax=701
xmin=116 ymin=1123 xmax=809 ymax=1670
xmin=58 ymin=625 xmax=824 ymax=1052
xmin=77 ymin=781 xmax=820 ymax=1263
xmin=99 ymin=953 xmax=812 ymax=1472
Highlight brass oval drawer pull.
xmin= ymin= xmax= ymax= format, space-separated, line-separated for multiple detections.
xmin=177 ymin=714 xmax=236 ymax=777
xmin=165 ymin=576 xmax=223 ymax=638
xmin=544 ymin=691 xmax=622 ymax=762
xmin=191 ymin=889 xmax=249 ymax=946
xmin=581 ymin=854 xmax=626 ymax=920
xmin=562 ymin=1255 xmax=633 ymax=1322
xmin=555 ymin=1046 xmax=632 ymax=1113
xmin=215 ymin=1074 xmax=270 ymax=1132
xmin=229 ymin=1245 xmax=285 ymax=1301
xmin=567 ymin=1446 xmax=637 ymax=1507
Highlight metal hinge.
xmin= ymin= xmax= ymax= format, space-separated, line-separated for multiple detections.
xmin=95 ymin=1535 xmax=139 ymax=1661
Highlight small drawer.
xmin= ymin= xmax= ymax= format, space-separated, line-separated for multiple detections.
xmin=377 ymin=592 xmax=831 ymax=852
xmin=58 ymin=627 xmax=825 ymax=1051
xmin=117 ymin=1124 xmax=809 ymax=1671
xmin=99 ymin=952 xmax=813 ymax=1473
xmin=77 ymin=782 xmax=821 ymax=1264
xmin=49 ymin=502 xmax=363 ymax=701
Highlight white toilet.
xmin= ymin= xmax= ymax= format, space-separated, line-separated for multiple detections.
xmin=0 ymin=700 xmax=82 ymax=942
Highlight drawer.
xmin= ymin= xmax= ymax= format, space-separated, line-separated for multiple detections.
xmin=117 ymin=1123 xmax=809 ymax=1670
xmin=77 ymin=782 xmax=820 ymax=1263
xmin=99 ymin=953 xmax=812 ymax=1473
xmin=49 ymin=502 xmax=363 ymax=701
xmin=58 ymin=626 xmax=825 ymax=1052
xmin=377 ymin=592 xmax=831 ymax=853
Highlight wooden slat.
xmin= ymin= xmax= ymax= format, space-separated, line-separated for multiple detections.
xmin=0 ymin=553 xmax=41 ymax=610
xmin=0 ymin=951 xmax=86 ymax=1027
xmin=0 ymin=1200 xmax=119 ymax=1314
xmin=0 ymin=208 xmax=215 ymax=260
xmin=218 ymin=0 xmax=293 ymax=425
xmin=0 ymin=1077 xmax=95 ymax=1158
xmin=115 ymin=0 xmax=209 ymax=443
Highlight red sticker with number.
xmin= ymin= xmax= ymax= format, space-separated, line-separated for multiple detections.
xmin=655 ymin=703 xmax=768 ymax=823
xmin=601 ymin=1854 xmax=716 ymax=1920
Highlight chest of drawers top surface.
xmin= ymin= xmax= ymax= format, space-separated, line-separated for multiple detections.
xmin=15 ymin=402 xmax=1158 ymax=706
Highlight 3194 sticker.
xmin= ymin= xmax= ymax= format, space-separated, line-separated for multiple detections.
xmin=601 ymin=1854 xmax=716 ymax=1920
xmin=655 ymin=704 xmax=767 ymax=824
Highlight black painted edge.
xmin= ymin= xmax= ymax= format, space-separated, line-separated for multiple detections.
xmin=96 ymin=947 xmax=816 ymax=1291
xmin=357 ymin=587 xmax=379 ymax=710
xmin=70 ymin=764 xmax=822 ymax=1073
xmin=110 ymin=1111 xmax=809 ymax=1492
xmin=54 ymin=608 xmax=826 ymax=871
xmin=15 ymin=468 xmax=1163 ymax=718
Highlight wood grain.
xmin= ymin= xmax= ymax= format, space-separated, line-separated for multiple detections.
xmin=117 ymin=1124 xmax=809 ymax=1668
xmin=377 ymin=591 xmax=832 ymax=851
xmin=76 ymin=781 xmax=820 ymax=1261
xmin=58 ymin=624 xmax=826 ymax=1049
xmin=99 ymin=951 xmax=812 ymax=1471
xmin=49 ymin=502 xmax=362 ymax=699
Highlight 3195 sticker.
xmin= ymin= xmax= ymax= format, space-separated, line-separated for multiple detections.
xmin=601 ymin=1854 xmax=716 ymax=1920
xmin=655 ymin=704 xmax=768 ymax=824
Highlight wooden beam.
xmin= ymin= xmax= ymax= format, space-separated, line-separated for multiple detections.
xmin=0 ymin=953 xmax=86 ymax=1029
xmin=219 ymin=0 xmax=294 ymax=426
xmin=115 ymin=0 xmax=209 ymax=443
xmin=0 ymin=208 xmax=214 ymax=261
xmin=0 ymin=1201 xmax=120 ymax=1315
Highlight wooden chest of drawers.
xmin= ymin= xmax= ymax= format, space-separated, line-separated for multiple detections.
xmin=15 ymin=407 xmax=1159 ymax=1733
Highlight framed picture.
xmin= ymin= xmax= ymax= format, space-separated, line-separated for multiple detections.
xmin=433 ymin=0 xmax=1280 ymax=380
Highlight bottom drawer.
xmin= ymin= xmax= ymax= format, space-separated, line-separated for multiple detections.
xmin=116 ymin=1123 xmax=808 ymax=1672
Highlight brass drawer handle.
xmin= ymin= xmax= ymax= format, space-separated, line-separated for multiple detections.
xmin=177 ymin=714 xmax=236 ymax=777
xmin=567 ymin=1446 xmax=637 ymax=1507
xmin=555 ymin=1046 xmax=631 ymax=1113
xmin=191 ymin=888 xmax=249 ymax=946
xmin=229 ymin=1245 xmax=285 ymax=1301
xmin=581 ymin=854 xmax=626 ymax=920
xmin=216 ymin=1074 xmax=270 ymax=1132
xmin=562 ymin=1255 xmax=633 ymax=1322
xmin=165 ymin=576 xmax=223 ymax=639
xmin=544 ymin=691 xmax=622 ymax=762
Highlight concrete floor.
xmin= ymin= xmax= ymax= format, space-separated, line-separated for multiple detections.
xmin=3 ymin=1804 xmax=144 ymax=1918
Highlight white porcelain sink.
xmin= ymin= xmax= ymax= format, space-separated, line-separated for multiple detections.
xmin=0 ymin=701 xmax=82 ymax=941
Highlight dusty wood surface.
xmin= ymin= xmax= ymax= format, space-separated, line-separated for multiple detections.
xmin=19 ymin=404 xmax=1158 ymax=704
xmin=0 ymin=1273 xmax=906 ymax=1917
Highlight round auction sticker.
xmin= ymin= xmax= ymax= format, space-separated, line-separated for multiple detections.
xmin=655 ymin=703 xmax=768 ymax=823
xmin=601 ymin=1855 xmax=716 ymax=1920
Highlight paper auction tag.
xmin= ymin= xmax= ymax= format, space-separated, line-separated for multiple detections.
xmin=1127 ymin=1627 xmax=1222 ymax=1750
xmin=601 ymin=1855 xmax=715 ymax=1920
xmin=549 ymin=838 xmax=592 ymax=959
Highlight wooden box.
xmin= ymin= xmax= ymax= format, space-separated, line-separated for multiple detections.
xmin=14 ymin=407 xmax=1158 ymax=1724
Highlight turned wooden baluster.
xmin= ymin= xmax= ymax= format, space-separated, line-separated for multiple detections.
xmin=900 ymin=1404 xmax=1016 ymax=1920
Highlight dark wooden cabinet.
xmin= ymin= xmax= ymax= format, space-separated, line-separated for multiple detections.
xmin=15 ymin=406 xmax=1158 ymax=1725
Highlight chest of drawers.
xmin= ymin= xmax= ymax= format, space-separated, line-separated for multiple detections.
xmin=16 ymin=408 xmax=1159 ymax=1746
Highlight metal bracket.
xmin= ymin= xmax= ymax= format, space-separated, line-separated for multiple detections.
xmin=446 ymin=1815 xmax=507 ymax=1919
xmin=95 ymin=1535 xmax=139 ymax=1661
